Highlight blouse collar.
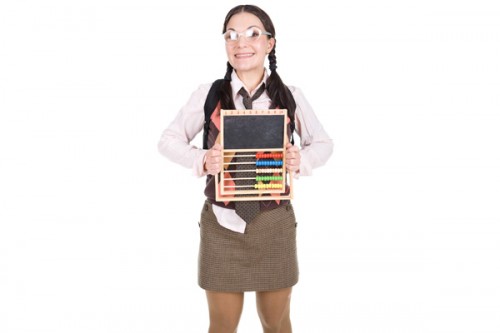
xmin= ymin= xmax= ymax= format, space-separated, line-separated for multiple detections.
xmin=230 ymin=69 xmax=269 ymax=101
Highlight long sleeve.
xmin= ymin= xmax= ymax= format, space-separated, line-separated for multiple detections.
xmin=157 ymin=84 xmax=211 ymax=177
xmin=290 ymin=87 xmax=334 ymax=176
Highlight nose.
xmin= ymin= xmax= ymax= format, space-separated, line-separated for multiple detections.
xmin=235 ymin=34 xmax=248 ymax=47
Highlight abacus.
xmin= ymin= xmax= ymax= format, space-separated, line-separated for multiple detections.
xmin=215 ymin=109 xmax=293 ymax=202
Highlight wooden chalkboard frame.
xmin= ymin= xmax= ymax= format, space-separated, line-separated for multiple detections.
xmin=215 ymin=109 xmax=293 ymax=202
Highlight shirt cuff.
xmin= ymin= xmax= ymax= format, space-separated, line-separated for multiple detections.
xmin=298 ymin=154 xmax=313 ymax=177
xmin=192 ymin=149 xmax=208 ymax=177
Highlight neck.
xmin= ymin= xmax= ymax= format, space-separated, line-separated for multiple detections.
xmin=235 ymin=68 xmax=265 ymax=92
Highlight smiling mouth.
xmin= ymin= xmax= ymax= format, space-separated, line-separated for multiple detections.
xmin=235 ymin=53 xmax=254 ymax=58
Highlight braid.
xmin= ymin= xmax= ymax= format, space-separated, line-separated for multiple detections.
xmin=268 ymin=44 xmax=277 ymax=72
xmin=266 ymin=44 xmax=296 ymax=132
xmin=223 ymin=61 xmax=233 ymax=80
xmin=220 ymin=61 xmax=236 ymax=110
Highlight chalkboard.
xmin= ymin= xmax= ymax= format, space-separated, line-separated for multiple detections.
xmin=223 ymin=114 xmax=284 ymax=149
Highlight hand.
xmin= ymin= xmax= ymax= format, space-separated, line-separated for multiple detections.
xmin=285 ymin=143 xmax=301 ymax=173
xmin=204 ymin=143 xmax=222 ymax=175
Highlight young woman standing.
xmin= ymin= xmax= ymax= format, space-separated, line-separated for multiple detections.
xmin=158 ymin=5 xmax=333 ymax=332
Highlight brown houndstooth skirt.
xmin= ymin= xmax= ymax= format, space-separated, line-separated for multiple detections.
xmin=198 ymin=201 xmax=299 ymax=292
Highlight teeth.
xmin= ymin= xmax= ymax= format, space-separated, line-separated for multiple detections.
xmin=235 ymin=53 xmax=252 ymax=58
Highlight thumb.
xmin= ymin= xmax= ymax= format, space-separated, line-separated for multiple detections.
xmin=212 ymin=143 xmax=222 ymax=151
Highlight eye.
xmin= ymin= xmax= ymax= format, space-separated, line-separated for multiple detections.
xmin=224 ymin=30 xmax=238 ymax=41
xmin=246 ymin=27 xmax=261 ymax=39
xmin=229 ymin=31 xmax=238 ymax=41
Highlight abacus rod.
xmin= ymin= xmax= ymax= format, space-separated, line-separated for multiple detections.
xmin=223 ymin=162 xmax=255 ymax=165
xmin=224 ymin=176 xmax=283 ymax=181
xmin=225 ymin=177 xmax=256 ymax=180
xmin=224 ymin=185 xmax=258 ymax=188
xmin=223 ymin=185 xmax=284 ymax=188
xmin=229 ymin=154 xmax=257 ymax=158
xmin=223 ymin=168 xmax=284 ymax=173
xmin=223 ymin=162 xmax=284 ymax=166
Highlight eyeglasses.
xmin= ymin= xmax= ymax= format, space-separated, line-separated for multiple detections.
xmin=223 ymin=27 xmax=272 ymax=44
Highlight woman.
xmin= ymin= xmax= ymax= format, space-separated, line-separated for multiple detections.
xmin=158 ymin=5 xmax=333 ymax=332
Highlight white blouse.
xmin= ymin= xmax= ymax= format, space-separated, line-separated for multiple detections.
xmin=158 ymin=71 xmax=333 ymax=232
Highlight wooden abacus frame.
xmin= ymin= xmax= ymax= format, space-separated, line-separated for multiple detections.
xmin=215 ymin=109 xmax=293 ymax=202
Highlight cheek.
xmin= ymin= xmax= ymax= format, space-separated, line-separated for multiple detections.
xmin=225 ymin=46 xmax=236 ymax=65
xmin=262 ymin=39 xmax=275 ymax=54
xmin=254 ymin=42 xmax=268 ymax=56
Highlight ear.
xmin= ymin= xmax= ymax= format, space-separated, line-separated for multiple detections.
xmin=267 ymin=37 xmax=275 ymax=53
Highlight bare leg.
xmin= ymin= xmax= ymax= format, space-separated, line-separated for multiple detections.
xmin=206 ymin=291 xmax=244 ymax=333
xmin=256 ymin=287 xmax=293 ymax=333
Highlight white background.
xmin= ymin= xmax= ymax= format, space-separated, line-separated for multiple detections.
xmin=1 ymin=0 xmax=499 ymax=332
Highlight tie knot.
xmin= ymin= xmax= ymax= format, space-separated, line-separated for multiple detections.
xmin=238 ymin=84 xmax=266 ymax=109
xmin=238 ymin=87 xmax=250 ymax=99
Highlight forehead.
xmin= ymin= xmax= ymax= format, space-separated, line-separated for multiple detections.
xmin=226 ymin=12 xmax=264 ymax=31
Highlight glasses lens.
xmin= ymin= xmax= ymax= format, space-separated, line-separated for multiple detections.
xmin=223 ymin=30 xmax=236 ymax=42
xmin=223 ymin=28 xmax=265 ymax=43
xmin=245 ymin=27 xmax=262 ymax=40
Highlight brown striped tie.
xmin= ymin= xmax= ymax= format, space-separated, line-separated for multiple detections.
xmin=234 ymin=85 xmax=266 ymax=223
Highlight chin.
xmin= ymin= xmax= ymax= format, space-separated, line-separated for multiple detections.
xmin=233 ymin=62 xmax=259 ymax=73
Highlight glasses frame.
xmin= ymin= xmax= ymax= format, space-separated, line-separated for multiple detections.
xmin=223 ymin=27 xmax=272 ymax=44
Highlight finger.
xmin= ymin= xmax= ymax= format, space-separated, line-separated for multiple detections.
xmin=208 ymin=150 xmax=221 ymax=161
xmin=207 ymin=163 xmax=220 ymax=174
xmin=286 ymin=148 xmax=298 ymax=159
xmin=212 ymin=143 xmax=222 ymax=151
xmin=208 ymin=154 xmax=221 ymax=163
xmin=287 ymin=151 xmax=298 ymax=160
xmin=209 ymin=147 xmax=220 ymax=155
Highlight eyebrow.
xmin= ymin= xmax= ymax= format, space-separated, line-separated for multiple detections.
xmin=226 ymin=25 xmax=260 ymax=31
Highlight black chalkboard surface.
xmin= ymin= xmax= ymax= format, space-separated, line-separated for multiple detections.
xmin=223 ymin=114 xmax=284 ymax=149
